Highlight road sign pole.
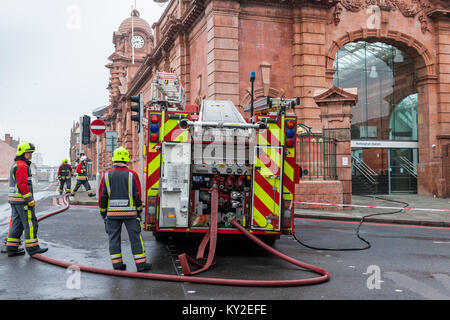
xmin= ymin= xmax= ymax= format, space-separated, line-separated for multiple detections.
xmin=96 ymin=135 xmax=100 ymax=196
xmin=90 ymin=119 xmax=107 ymax=197
xmin=139 ymin=93 xmax=145 ymax=203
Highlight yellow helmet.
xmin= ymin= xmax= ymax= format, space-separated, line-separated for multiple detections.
xmin=63 ymin=158 xmax=68 ymax=164
xmin=112 ymin=147 xmax=130 ymax=162
xmin=16 ymin=141 xmax=36 ymax=156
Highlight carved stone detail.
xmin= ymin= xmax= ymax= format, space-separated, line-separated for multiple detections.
xmin=338 ymin=0 xmax=434 ymax=34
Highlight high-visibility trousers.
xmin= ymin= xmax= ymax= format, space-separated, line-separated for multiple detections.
xmin=6 ymin=204 xmax=42 ymax=255
xmin=58 ymin=178 xmax=71 ymax=194
xmin=71 ymin=179 xmax=93 ymax=195
xmin=105 ymin=217 xmax=147 ymax=269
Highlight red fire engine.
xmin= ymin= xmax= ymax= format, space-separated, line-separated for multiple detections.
xmin=144 ymin=72 xmax=300 ymax=253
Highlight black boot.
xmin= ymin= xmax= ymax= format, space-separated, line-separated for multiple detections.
xmin=8 ymin=248 xmax=26 ymax=257
xmin=114 ymin=264 xmax=127 ymax=271
xmin=137 ymin=263 xmax=152 ymax=272
xmin=29 ymin=247 xmax=48 ymax=256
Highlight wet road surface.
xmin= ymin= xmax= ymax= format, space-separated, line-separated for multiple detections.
xmin=0 ymin=191 xmax=449 ymax=300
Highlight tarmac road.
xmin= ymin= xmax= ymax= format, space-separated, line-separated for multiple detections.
xmin=0 ymin=192 xmax=449 ymax=301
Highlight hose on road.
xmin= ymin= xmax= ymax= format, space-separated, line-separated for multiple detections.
xmin=33 ymin=194 xmax=330 ymax=287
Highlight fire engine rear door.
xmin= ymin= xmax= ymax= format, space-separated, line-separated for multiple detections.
xmin=251 ymin=146 xmax=283 ymax=231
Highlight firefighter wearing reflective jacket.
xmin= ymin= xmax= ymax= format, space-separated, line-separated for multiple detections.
xmin=98 ymin=147 xmax=152 ymax=272
xmin=6 ymin=142 xmax=48 ymax=257
xmin=57 ymin=158 xmax=73 ymax=195
xmin=71 ymin=156 xmax=95 ymax=197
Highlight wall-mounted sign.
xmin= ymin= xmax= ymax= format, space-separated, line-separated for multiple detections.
xmin=351 ymin=140 xmax=419 ymax=149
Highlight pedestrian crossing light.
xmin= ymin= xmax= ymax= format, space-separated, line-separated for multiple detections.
xmin=130 ymin=94 xmax=143 ymax=133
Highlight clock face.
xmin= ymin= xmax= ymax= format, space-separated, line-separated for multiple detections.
xmin=131 ymin=35 xmax=145 ymax=49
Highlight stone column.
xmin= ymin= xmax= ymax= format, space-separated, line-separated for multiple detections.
xmin=433 ymin=13 xmax=450 ymax=197
xmin=314 ymin=86 xmax=357 ymax=207
xmin=205 ymin=0 xmax=240 ymax=105
xmin=292 ymin=6 xmax=329 ymax=133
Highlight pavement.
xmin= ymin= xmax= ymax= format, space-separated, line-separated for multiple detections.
xmin=68 ymin=181 xmax=450 ymax=228
xmin=295 ymin=194 xmax=450 ymax=228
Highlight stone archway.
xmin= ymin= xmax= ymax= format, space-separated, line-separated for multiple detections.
xmin=325 ymin=29 xmax=437 ymax=83
xmin=324 ymin=28 xmax=440 ymax=195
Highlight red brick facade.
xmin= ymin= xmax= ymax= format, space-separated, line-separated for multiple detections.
xmin=90 ymin=0 xmax=450 ymax=200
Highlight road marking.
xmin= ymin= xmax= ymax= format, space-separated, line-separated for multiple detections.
xmin=433 ymin=241 xmax=450 ymax=244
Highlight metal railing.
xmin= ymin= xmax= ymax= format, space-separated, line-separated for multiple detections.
xmin=296 ymin=130 xmax=337 ymax=180
xmin=351 ymin=155 xmax=378 ymax=184
xmin=399 ymin=156 xmax=417 ymax=178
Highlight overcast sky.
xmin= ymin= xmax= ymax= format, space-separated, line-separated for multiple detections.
xmin=0 ymin=0 xmax=167 ymax=166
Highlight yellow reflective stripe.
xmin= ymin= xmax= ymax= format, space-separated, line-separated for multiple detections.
xmin=256 ymin=148 xmax=281 ymax=177
xmin=283 ymin=159 xmax=294 ymax=200
xmin=27 ymin=208 xmax=34 ymax=240
xmin=7 ymin=238 xmax=20 ymax=242
xmin=147 ymin=154 xmax=161 ymax=177
xmin=100 ymin=208 xmax=107 ymax=213
xmin=25 ymin=238 xmax=38 ymax=243
xmin=128 ymin=172 xmax=134 ymax=209
xmin=133 ymin=253 xmax=146 ymax=259
xmin=163 ymin=119 xmax=178 ymax=138
xmin=110 ymin=253 xmax=122 ymax=259
xmin=8 ymin=193 xmax=23 ymax=197
xmin=253 ymin=207 xmax=274 ymax=229
xmin=147 ymin=180 xmax=159 ymax=197
xmin=254 ymin=180 xmax=280 ymax=216
xmin=105 ymin=172 xmax=111 ymax=196
xmin=107 ymin=206 xmax=136 ymax=211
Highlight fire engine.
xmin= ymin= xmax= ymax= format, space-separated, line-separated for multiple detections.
xmin=143 ymin=72 xmax=301 ymax=252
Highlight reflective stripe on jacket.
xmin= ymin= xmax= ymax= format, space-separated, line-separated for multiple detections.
xmin=8 ymin=158 xmax=34 ymax=204
xmin=76 ymin=162 xmax=88 ymax=180
xmin=58 ymin=163 xmax=72 ymax=177
xmin=99 ymin=166 xmax=142 ymax=219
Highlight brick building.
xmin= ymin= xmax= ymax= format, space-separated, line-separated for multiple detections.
xmin=88 ymin=0 xmax=450 ymax=203
xmin=0 ymin=134 xmax=20 ymax=181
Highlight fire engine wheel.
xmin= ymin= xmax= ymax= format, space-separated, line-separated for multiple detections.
xmin=256 ymin=235 xmax=279 ymax=246
xmin=153 ymin=230 xmax=170 ymax=242
xmin=153 ymin=231 xmax=185 ymax=242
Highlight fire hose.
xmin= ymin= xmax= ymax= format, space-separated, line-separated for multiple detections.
xmin=32 ymin=194 xmax=330 ymax=287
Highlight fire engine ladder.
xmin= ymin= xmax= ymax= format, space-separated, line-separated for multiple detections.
xmin=150 ymin=72 xmax=186 ymax=110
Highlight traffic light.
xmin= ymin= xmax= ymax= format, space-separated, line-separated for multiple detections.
xmin=130 ymin=93 xmax=143 ymax=133
xmin=81 ymin=115 xmax=91 ymax=145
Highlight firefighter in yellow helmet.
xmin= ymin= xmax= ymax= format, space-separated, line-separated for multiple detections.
xmin=6 ymin=142 xmax=48 ymax=257
xmin=98 ymin=147 xmax=151 ymax=272
xmin=57 ymin=158 xmax=73 ymax=195
xmin=70 ymin=155 xmax=95 ymax=197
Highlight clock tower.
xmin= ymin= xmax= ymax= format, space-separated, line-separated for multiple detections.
xmin=107 ymin=9 xmax=153 ymax=104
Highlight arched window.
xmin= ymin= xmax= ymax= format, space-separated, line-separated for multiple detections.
xmin=333 ymin=41 xmax=418 ymax=141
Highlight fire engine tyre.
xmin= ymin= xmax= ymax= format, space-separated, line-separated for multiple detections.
xmin=32 ymin=195 xmax=331 ymax=287
xmin=153 ymin=230 xmax=170 ymax=242
xmin=256 ymin=235 xmax=278 ymax=246
xmin=153 ymin=231 xmax=186 ymax=242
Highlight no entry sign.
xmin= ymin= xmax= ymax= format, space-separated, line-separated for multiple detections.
xmin=90 ymin=119 xmax=106 ymax=135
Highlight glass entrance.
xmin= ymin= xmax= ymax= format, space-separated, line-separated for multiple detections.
xmin=389 ymin=148 xmax=418 ymax=193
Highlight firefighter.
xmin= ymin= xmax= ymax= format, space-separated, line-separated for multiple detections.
xmin=98 ymin=147 xmax=152 ymax=272
xmin=6 ymin=141 xmax=48 ymax=257
xmin=71 ymin=155 xmax=95 ymax=197
xmin=57 ymin=158 xmax=73 ymax=195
